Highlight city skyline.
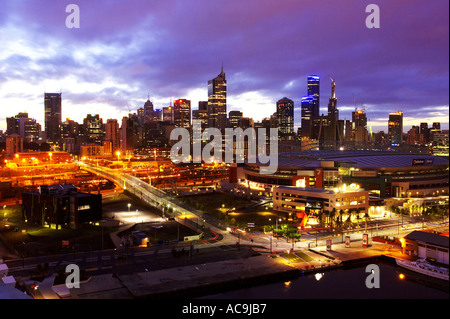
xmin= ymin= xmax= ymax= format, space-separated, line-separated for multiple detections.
xmin=0 ymin=0 xmax=448 ymax=133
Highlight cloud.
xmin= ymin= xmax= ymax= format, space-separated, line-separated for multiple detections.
xmin=0 ymin=0 xmax=448 ymax=132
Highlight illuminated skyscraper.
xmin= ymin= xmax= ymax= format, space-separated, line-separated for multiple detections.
xmin=228 ymin=110 xmax=243 ymax=129
xmin=44 ymin=92 xmax=62 ymax=142
xmin=105 ymin=119 xmax=120 ymax=152
xmin=208 ymin=66 xmax=227 ymax=131
xmin=388 ymin=111 xmax=403 ymax=146
xmin=352 ymin=108 xmax=369 ymax=143
xmin=307 ymin=75 xmax=320 ymax=119
xmin=276 ymin=97 xmax=294 ymax=140
xmin=301 ymin=75 xmax=321 ymax=140
xmin=83 ymin=114 xmax=104 ymax=145
xmin=143 ymin=98 xmax=154 ymax=124
xmin=301 ymin=96 xmax=314 ymax=139
xmin=163 ymin=106 xmax=174 ymax=123
xmin=173 ymin=99 xmax=191 ymax=128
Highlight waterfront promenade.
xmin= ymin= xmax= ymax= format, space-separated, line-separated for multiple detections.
xmin=33 ymin=238 xmax=405 ymax=299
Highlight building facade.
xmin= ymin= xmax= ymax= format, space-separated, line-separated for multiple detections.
xmin=276 ymin=97 xmax=294 ymax=141
xmin=22 ymin=184 xmax=102 ymax=229
xmin=208 ymin=67 xmax=227 ymax=131
xmin=44 ymin=93 xmax=62 ymax=142
xmin=173 ymin=99 xmax=191 ymax=129
xmin=273 ymin=185 xmax=369 ymax=226
xmin=388 ymin=111 xmax=403 ymax=147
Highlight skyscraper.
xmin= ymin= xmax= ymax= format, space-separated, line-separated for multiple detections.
xmin=301 ymin=75 xmax=321 ymax=140
xmin=307 ymin=75 xmax=320 ymax=119
xmin=208 ymin=66 xmax=227 ymax=131
xmin=105 ymin=119 xmax=120 ymax=152
xmin=276 ymin=97 xmax=294 ymax=140
xmin=163 ymin=106 xmax=174 ymax=123
xmin=388 ymin=111 xmax=403 ymax=147
xmin=228 ymin=110 xmax=243 ymax=129
xmin=143 ymin=98 xmax=154 ymax=124
xmin=173 ymin=99 xmax=191 ymax=128
xmin=44 ymin=92 xmax=62 ymax=142
xmin=301 ymin=96 xmax=314 ymax=139
xmin=352 ymin=108 xmax=369 ymax=144
xmin=83 ymin=114 xmax=104 ymax=145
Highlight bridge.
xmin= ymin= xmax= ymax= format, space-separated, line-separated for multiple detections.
xmin=77 ymin=162 xmax=193 ymax=218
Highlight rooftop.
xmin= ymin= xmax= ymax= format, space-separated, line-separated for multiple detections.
xmin=405 ymin=230 xmax=449 ymax=248
xmin=253 ymin=150 xmax=449 ymax=169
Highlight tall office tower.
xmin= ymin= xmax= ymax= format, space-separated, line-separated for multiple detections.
xmin=6 ymin=116 xmax=19 ymax=136
xmin=228 ymin=110 xmax=243 ymax=128
xmin=61 ymin=118 xmax=80 ymax=139
xmin=192 ymin=109 xmax=209 ymax=131
xmin=276 ymin=97 xmax=294 ymax=140
xmin=143 ymin=98 xmax=154 ymax=124
xmin=137 ymin=107 xmax=145 ymax=125
xmin=352 ymin=108 xmax=369 ymax=144
xmin=420 ymin=122 xmax=430 ymax=144
xmin=105 ymin=119 xmax=120 ymax=152
xmin=121 ymin=114 xmax=141 ymax=152
xmin=208 ymin=66 xmax=227 ymax=131
xmin=388 ymin=111 xmax=403 ymax=147
xmin=19 ymin=117 xmax=41 ymax=142
xmin=83 ymin=114 xmax=104 ymax=145
xmin=432 ymin=122 xmax=441 ymax=132
xmin=163 ymin=106 xmax=174 ymax=123
xmin=6 ymin=112 xmax=40 ymax=142
xmin=406 ymin=126 xmax=420 ymax=145
xmin=307 ymin=75 xmax=320 ymax=119
xmin=44 ymin=92 xmax=62 ymax=142
xmin=173 ymin=99 xmax=191 ymax=128
xmin=430 ymin=122 xmax=441 ymax=141
xmin=301 ymin=96 xmax=314 ymax=139
xmin=352 ymin=108 xmax=367 ymax=129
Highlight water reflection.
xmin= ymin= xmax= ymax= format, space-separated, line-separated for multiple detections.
xmin=200 ymin=263 xmax=448 ymax=299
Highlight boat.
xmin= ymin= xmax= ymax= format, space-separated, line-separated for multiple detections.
xmin=396 ymin=258 xmax=449 ymax=281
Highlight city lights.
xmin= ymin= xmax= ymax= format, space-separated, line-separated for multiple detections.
xmin=0 ymin=0 xmax=447 ymax=302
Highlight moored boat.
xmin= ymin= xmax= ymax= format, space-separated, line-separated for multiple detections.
xmin=396 ymin=258 xmax=449 ymax=281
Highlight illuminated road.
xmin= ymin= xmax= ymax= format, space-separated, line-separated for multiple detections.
xmin=77 ymin=162 xmax=237 ymax=246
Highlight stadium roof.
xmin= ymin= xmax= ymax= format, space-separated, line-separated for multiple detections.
xmin=261 ymin=150 xmax=449 ymax=169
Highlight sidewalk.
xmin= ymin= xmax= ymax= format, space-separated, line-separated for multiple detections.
xmin=309 ymin=240 xmax=407 ymax=262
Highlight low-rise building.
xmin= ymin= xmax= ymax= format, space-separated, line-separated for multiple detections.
xmin=402 ymin=230 xmax=449 ymax=265
xmin=22 ymin=184 xmax=102 ymax=229
xmin=273 ymin=184 xmax=369 ymax=225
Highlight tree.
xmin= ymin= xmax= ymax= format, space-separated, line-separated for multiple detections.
xmin=363 ymin=210 xmax=370 ymax=231
xmin=329 ymin=208 xmax=336 ymax=231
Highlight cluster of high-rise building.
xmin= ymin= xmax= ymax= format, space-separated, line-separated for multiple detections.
xmin=1 ymin=69 xmax=448 ymax=158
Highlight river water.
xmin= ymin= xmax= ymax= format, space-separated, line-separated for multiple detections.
xmin=201 ymin=262 xmax=448 ymax=299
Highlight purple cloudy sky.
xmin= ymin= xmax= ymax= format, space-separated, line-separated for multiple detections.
xmin=0 ymin=0 xmax=448 ymax=132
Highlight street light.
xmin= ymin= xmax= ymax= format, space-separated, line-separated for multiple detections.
xmin=128 ymin=203 xmax=131 ymax=212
